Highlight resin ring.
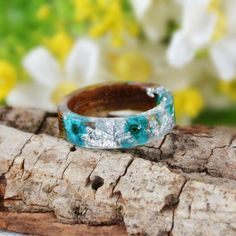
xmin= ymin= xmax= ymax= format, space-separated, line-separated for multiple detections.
xmin=58 ymin=82 xmax=175 ymax=149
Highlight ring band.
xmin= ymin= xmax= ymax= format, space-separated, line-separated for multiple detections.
xmin=58 ymin=82 xmax=175 ymax=149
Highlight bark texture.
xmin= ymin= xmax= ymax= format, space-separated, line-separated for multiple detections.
xmin=0 ymin=107 xmax=236 ymax=236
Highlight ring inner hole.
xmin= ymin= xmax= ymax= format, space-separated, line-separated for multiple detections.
xmin=68 ymin=84 xmax=157 ymax=117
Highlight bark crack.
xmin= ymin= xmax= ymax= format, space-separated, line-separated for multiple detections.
xmin=111 ymin=158 xmax=134 ymax=198
xmin=3 ymin=134 xmax=33 ymax=175
xmin=205 ymin=136 xmax=236 ymax=168
xmin=188 ymin=197 xmax=194 ymax=219
xmin=20 ymin=148 xmax=47 ymax=182
xmin=30 ymin=153 xmax=43 ymax=171
xmin=61 ymin=161 xmax=73 ymax=180
xmin=159 ymin=133 xmax=171 ymax=149
xmin=35 ymin=111 xmax=56 ymax=134
xmin=206 ymin=144 xmax=231 ymax=165
xmin=191 ymin=134 xmax=213 ymax=138
xmin=169 ymin=179 xmax=188 ymax=236
xmin=20 ymin=198 xmax=51 ymax=212
xmin=229 ymin=135 xmax=236 ymax=147
xmin=85 ymin=155 xmax=104 ymax=187
xmin=158 ymin=133 xmax=171 ymax=160
xmin=60 ymin=148 xmax=73 ymax=180
xmin=35 ymin=112 xmax=48 ymax=134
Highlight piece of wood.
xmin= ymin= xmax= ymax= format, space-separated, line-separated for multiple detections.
xmin=0 ymin=107 xmax=235 ymax=236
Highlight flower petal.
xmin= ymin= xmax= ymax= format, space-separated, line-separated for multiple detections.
xmin=141 ymin=1 xmax=179 ymax=42
xmin=167 ymin=31 xmax=197 ymax=67
xmin=225 ymin=0 xmax=236 ymax=35
xmin=182 ymin=0 xmax=216 ymax=47
xmin=168 ymin=0 xmax=215 ymax=67
xmin=23 ymin=47 xmax=62 ymax=88
xmin=210 ymin=39 xmax=236 ymax=81
xmin=65 ymin=38 xmax=100 ymax=86
xmin=129 ymin=0 xmax=152 ymax=20
xmin=131 ymin=0 xmax=180 ymax=42
xmin=6 ymin=83 xmax=56 ymax=112
xmin=182 ymin=0 xmax=211 ymax=9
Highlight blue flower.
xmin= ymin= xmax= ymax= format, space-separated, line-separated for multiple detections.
xmin=64 ymin=114 xmax=88 ymax=146
xmin=122 ymin=116 xmax=149 ymax=148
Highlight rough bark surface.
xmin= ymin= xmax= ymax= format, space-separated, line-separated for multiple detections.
xmin=0 ymin=107 xmax=235 ymax=236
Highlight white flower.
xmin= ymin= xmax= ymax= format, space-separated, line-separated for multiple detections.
xmin=130 ymin=0 xmax=180 ymax=42
xmin=167 ymin=0 xmax=236 ymax=81
xmin=7 ymin=38 xmax=101 ymax=112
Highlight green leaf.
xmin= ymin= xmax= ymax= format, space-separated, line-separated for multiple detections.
xmin=193 ymin=107 xmax=236 ymax=126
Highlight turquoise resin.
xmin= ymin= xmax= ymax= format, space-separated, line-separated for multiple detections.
xmin=63 ymin=114 xmax=88 ymax=146
xmin=122 ymin=116 xmax=149 ymax=148
xmin=60 ymin=85 xmax=175 ymax=149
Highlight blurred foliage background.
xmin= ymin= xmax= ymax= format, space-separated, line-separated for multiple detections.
xmin=0 ymin=0 xmax=235 ymax=126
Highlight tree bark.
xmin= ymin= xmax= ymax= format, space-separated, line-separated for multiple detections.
xmin=0 ymin=107 xmax=235 ymax=236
